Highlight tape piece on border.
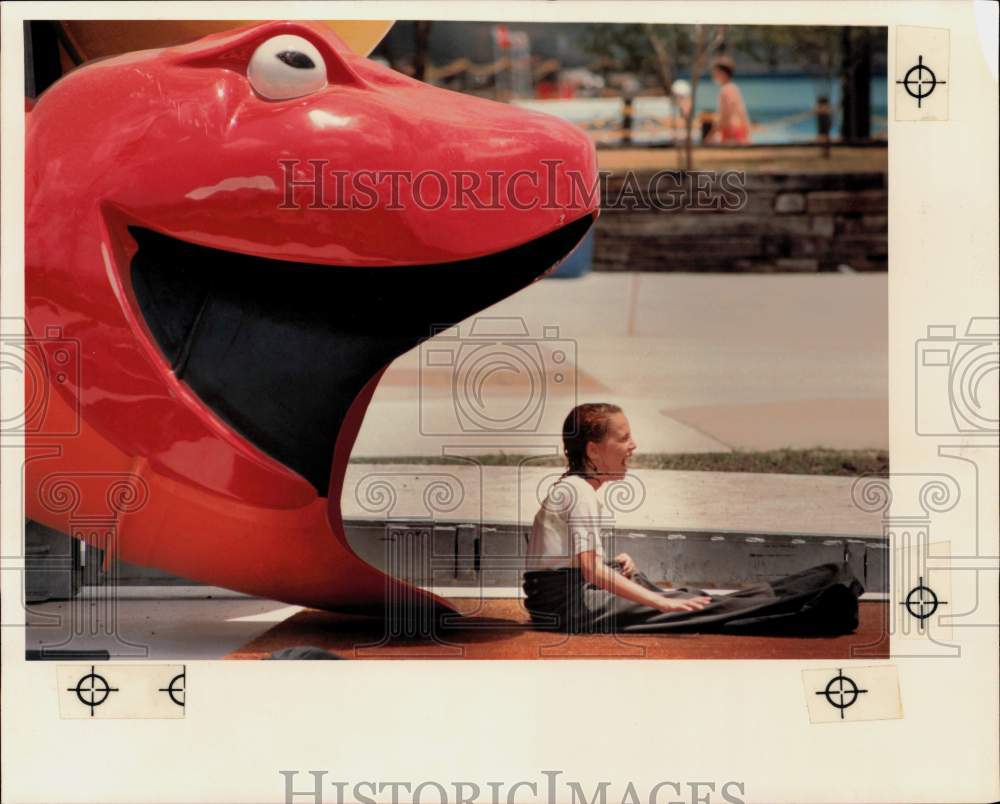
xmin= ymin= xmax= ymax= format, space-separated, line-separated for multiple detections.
xmin=895 ymin=26 xmax=950 ymax=121
xmin=802 ymin=665 xmax=902 ymax=723
xmin=58 ymin=664 xmax=185 ymax=719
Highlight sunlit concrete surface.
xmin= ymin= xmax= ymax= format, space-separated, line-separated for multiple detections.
xmin=342 ymin=465 xmax=883 ymax=536
xmin=24 ymin=587 xmax=303 ymax=661
xmin=354 ymin=273 xmax=887 ymax=457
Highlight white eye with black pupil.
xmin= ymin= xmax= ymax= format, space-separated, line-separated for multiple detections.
xmin=276 ymin=51 xmax=315 ymax=69
xmin=248 ymin=34 xmax=327 ymax=100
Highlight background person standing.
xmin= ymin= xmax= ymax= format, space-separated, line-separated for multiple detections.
xmin=707 ymin=55 xmax=751 ymax=144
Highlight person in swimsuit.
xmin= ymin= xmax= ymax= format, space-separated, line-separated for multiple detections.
xmin=522 ymin=403 xmax=712 ymax=632
xmin=707 ymin=56 xmax=751 ymax=144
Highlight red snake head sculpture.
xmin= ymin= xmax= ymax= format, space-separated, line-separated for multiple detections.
xmin=25 ymin=21 xmax=598 ymax=615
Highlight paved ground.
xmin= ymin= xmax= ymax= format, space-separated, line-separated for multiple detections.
xmin=342 ymin=464 xmax=883 ymax=535
xmin=25 ymin=272 xmax=887 ymax=661
xmin=226 ymin=599 xmax=889 ymax=661
xmin=353 ymin=272 xmax=888 ymax=457
xmin=25 ymin=587 xmax=299 ymax=661
xmin=26 ymin=572 xmax=886 ymax=661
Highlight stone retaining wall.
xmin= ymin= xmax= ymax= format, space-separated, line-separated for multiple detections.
xmin=592 ymin=171 xmax=888 ymax=272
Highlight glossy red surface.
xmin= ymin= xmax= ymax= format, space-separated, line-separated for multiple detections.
xmin=25 ymin=21 xmax=598 ymax=614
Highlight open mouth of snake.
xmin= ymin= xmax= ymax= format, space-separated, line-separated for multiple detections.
xmin=128 ymin=214 xmax=594 ymax=494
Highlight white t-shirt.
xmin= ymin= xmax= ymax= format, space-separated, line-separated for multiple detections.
xmin=524 ymin=474 xmax=611 ymax=571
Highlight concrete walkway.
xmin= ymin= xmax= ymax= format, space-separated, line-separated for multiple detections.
xmin=342 ymin=464 xmax=882 ymax=536
xmin=25 ymin=588 xmax=300 ymax=661
xmin=353 ymin=272 xmax=888 ymax=457
xmin=25 ymin=460 xmax=884 ymax=662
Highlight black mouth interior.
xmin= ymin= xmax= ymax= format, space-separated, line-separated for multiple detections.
xmin=129 ymin=216 xmax=593 ymax=493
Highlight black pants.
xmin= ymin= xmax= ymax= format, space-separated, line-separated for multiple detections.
xmin=522 ymin=561 xmax=864 ymax=635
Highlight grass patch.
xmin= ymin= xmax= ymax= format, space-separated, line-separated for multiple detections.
xmin=350 ymin=449 xmax=889 ymax=477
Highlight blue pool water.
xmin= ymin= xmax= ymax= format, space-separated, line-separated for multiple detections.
xmin=707 ymin=74 xmax=888 ymax=143
xmin=516 ymin=74 xmax=888 ymax=145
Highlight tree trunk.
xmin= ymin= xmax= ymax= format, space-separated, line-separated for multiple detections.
xmin=684 ymin=26 xmax=726 ymax=171
xmin=413 ymin=21 xmax=433 ymax=82
xmin=645 ymin=26 xmax=680 ymax=167
xmin=840 ymin=27 xmax=872 ymax=143
xmin=25 ymin=21 xmax=66 ymax=98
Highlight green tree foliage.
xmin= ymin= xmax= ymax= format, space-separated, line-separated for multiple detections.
xmin=726 ymin=25 xmax=841 ymax=84
xmin=583 ymin=24 xmax=877 ymax=147
xmin=582 ymin=23 xmax=725 ymax=169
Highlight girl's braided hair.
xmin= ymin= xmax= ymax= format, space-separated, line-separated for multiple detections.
xmin=561 ymin=402 xmax=623 ymax=479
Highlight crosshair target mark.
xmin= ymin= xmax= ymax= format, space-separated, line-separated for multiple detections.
xmin=67 ymin=666 xmax=119 ymax=716
xmin=815 ymin=669 xmax=868 ymax=719
xmin=896 ymin=55 xmax=946 ymax=109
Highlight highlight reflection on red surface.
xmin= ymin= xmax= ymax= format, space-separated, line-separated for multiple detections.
xmin=25 ymin=21 xmax=598 ymax=615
